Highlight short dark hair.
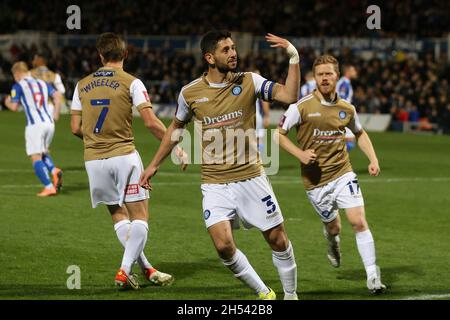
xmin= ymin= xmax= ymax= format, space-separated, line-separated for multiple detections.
xmin=96 ymin=32 xmax=127 ymax=63
xmin=200 ymin=30 xmax=232 ymax=55
xmin=34 ymin=52 xmax=48 ymax=63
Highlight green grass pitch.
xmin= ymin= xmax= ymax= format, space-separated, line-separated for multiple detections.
xmin=0 ymin=111 xmax=449 ymax=300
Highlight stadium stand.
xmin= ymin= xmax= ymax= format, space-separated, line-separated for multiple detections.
xmin=0 ymin=0 xmax=449 ymax=134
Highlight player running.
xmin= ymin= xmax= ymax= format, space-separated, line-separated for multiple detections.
xmin=277 ymin=55 xmax=386 ymax=294
xmin=5 ymin=62 xmax=63 ymax=196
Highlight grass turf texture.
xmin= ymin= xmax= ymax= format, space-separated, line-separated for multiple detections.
xmin=0 ymin=112 xmax=449 ymax=300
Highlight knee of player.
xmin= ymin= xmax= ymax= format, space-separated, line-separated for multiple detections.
xmin=327 ymin=223 xmax=341 ymax=236
xmin=270 ymin=234 xmax=290 ymax=251
xmin=215 ymin=241 xmax=236 ymax=259
xmin=350 ymin=220 xmax=368 ymax=233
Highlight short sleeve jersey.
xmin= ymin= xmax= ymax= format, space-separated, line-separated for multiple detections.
xmin=71 ymin=67 xmax=151 ymax=161
xmin=175 ymin=72 xmax=277 ymax=184
xmin=278 ymin=90 xmax=362 ymax=190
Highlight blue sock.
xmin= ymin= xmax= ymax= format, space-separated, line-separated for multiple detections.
xmin=33 ymin=160 xmax=52 ymax=188
xmin=42 ymin=154 xmax=55 ymax=173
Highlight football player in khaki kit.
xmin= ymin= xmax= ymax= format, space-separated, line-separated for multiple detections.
xmin=140 ymin=30 xmax=300 ymax=300
xmin=31 ymin=52 xmax=66 ymax=121
xmin=276 ymin=55 xmax=386 ymax=294
xmin=71 ymin=33 xmax=186 ymax=289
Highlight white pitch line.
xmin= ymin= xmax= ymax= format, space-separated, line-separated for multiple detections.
xmin=2 ymin=168 xmax=450 ymax=183
xmin=1 ymin=176 xmax=450 ymax=189
xmin=404 ymin=293 xmax=450 ymax=300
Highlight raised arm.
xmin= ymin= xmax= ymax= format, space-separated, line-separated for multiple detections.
xmin=265 ymin=33 xmax=300 ymax=104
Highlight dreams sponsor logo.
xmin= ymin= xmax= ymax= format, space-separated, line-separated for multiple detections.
xmin=203 ymin=110 xmax=243 ymax=127
xmin=312 ymin=128 xmax=345 ymax=143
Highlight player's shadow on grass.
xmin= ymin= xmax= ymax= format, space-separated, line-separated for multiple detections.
xmin=144 ymin=259 xmax=226 ymax=282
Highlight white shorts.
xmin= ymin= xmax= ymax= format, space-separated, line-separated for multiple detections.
xmin=84 ymin=150 xmax=149 ymax=208
xmin=25 ymin=123 xmax=55 ymax=156
xmin=306 ymin=171 xmax=364 ymax=223
xmin=201 ymin=174 xmax=284 ymax=231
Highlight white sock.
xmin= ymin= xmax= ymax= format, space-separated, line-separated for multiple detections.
xmin=120 ymin=220 xmax=148 ymax=274
xmin=222 ymin=249 xmax=269 ymax=295
xmin=355 ymin=229 xmax=377 ymax=278
xmin=114 ymin=220 xmax=153 ymax=271
xmin=272 ymin=241 xmax=297 ymax=295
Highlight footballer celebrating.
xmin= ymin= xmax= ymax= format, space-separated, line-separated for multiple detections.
xmin=140 ymin=30 xmax=300 ymax=300
xmin=277 ymin=55 xmax=386 ymax=294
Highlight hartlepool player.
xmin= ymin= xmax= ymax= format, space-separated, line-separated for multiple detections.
xmin=5 ymin=62 xmax=62 ymax=196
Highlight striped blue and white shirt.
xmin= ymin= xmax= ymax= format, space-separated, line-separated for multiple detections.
xmin=10 ymin=76 xmax=56 ymax=126
xmin=336 ymin=77 xmax=353 ymax=103
xmin=300 ymin=80 xmax=317 ymax=98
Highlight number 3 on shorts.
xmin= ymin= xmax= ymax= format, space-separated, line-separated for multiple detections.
xmin=261 ymin=195 xmax=276 ymax=214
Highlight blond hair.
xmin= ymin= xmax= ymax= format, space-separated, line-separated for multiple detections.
xmin=312 ymin=55 xmax=340 ymax=75
xmin=11 ymin=61 xmax=29 ymax=73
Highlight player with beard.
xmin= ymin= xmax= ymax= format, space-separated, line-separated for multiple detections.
xmin=276 ymin=55 xmax=386 ymax=294
xmin=140 ymin=30 xmax=300 ymax=300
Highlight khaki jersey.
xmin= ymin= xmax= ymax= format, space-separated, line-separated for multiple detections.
xmin=31 ymin=67 xmax=56 ymax=83
xmin=70 ymin=67 xmax=151 ymax=161
xmin=31 ymin=66 xmax=66 ymax=94
xmin=279 ymin=90 xmax=363 ymax=190
xmin=175 ymin=72 xmax=277 ymax=184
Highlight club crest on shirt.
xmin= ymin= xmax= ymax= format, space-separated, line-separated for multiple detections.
xmin=203 ymin=210 xmax=211 ymax=220
xmin=232 ymin=86 xmax=242 ymax=96
xmin=339 ymin=111 xmax=346 ymax=119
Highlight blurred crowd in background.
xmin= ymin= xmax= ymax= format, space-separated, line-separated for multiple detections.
xmin=2 ymin=0 xmax=449 ymax=37
xmin=0 ymin=0 xmax=449 ymax=133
